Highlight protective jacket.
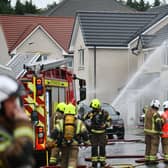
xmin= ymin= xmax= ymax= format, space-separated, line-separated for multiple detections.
xmin=50 ymin=111 xmax=64 ymax=131
xmin=83 ymin=109 xmax=112 ymax=134
xmin=50 ymin=117 xmax=89 ymax=146
xmin=0 ymin=116 xmax=34 ymax=168
xmin=161 ymin=110 xmax=168 ymax=138
xmin=144 ymin=107 xmax=162 ymax=134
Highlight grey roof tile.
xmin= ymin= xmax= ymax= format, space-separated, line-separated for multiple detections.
xmin=141 ymin=24 xmax=168 ymax=48
xmin=46 ymin=0 xmax=135 ymax=16
xmin=77 ymin=11 xmax=159 ymax=47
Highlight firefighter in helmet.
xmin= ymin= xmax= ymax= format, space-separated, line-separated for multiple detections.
xmin=161 ymin=101 xmax=168 ymax=163
xmin=83 ymin=99 xmax=112 ymax=168
xmin=0 ymin=75 xmax=34 ymax=168
xmin=49 ymin=102 xmax=67 ymax=165
xmin=50 ymin=103 xmax=90 ymax=168
xmin=144 ymin=99 xmax=162 ymax=165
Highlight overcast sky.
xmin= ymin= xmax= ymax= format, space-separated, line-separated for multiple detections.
xmin=10 ymin=0 xmax=168 ymax=9
xmin=11 ymin=0 xmax=60 ymax=8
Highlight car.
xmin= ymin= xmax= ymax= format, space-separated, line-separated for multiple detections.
xmin=78 ymin=103 xmax=125 ymax=139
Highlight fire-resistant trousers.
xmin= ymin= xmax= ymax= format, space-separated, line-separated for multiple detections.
xmin=161 ymin=138 xmax=168 ymax=161
xmin=145 ymin=134 xmax=160 ymax=161
xmin=61 ymin=145 xmax=79 ymax=168
xmin=90 ymin=133 xmax=107 ymax=166
xmin=49 ymin=147 xmax=60 ymax=165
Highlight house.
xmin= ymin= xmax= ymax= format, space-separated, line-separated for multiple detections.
xmin=45 ymin=0 xmax=135 ymax=16
xmin=70 ymin=9 xmax=168 ymax=125
xmin=0 ymin=24 xmax=10 ymax=64
xmin=0 ymin=15 xmax=74 ymax=60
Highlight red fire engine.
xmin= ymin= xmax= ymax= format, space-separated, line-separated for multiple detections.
xmin=19 ymin=58 xmax=86 ymax=167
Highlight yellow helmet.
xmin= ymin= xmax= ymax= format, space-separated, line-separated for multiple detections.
xmin=56 ymin=102 xmax=67 ymax=113
xmin=90 ymin=99 xmax=101 ymax=109
xmin=64 ymin=103 xmax=76 ymax=115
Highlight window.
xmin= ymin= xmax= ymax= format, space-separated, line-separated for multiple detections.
xmin=78 ymin=49 xmax=84 ymax=66
xmin=36 ymin=54 xmax=48 ymax=62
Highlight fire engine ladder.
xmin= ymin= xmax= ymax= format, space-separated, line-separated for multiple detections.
xmin=6 ymin=52 xmax=41 ymax=78
xmin=25 ymin=57 xmax=72 ymax=71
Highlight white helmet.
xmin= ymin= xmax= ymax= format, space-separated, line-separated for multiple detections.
xmin=0 ymin=75 xmax=25 ymax=104
xmin=163 ymin=101 xmax=168 ymax=109
xmin=150 ymin=99 xmax=160 ymax=109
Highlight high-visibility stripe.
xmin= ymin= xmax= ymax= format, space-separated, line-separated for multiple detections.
xmin=99 ymin=156 xmax=106 ymax=161
xmin=49 ymin=157 xmax=57 ymax=163
xmin=91 ymin=129 xmax=105 ymax=133
xmin=145 ymin=155 xmax=150 ymax=160
xmin=149 ymin=155 xmax=157 ymax=161
xmin=91 ymin=156 xmax=98 ymax=162
xmin=0 ymin=141 xmax=11 ymax=152
xmin=164 ymin=154 xmax=168 ymax=160
xmin=76 ymin=120 xmax=82 ymax=135
xmin=144 ymin=128 xmax=159 ymax=134
xmin=68 ymin=166 xmax=74 ymax=168
xmin=14 ymin=127 xmax=33 ymax=139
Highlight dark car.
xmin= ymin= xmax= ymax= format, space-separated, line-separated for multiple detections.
xmin=78 ymin=103 xmax=125 ymax=139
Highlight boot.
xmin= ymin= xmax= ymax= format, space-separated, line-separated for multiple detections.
xmin=148 ymin=160 xmax=159 ymax=165
xmin=100 ymin=161 xmax=108 ymax=168
xmin=92 ymin=162 xmax=98 ymax=168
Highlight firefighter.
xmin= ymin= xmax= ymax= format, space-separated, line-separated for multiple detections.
xmin=143 ymin=105 xmax=148 ymax=114
xmin=144 ymin=99 xmax=162 ymax=165
xmin=0 ymin=75 xmax=34 ymax=168
xmin=49 ymin=102 xmax=67 ymax=165
xmin=50 ymin=103 xmax=90 ymax=168
xmin=161 ymin=101 xmax=168 ymax=163
xmin=83 ymin=99 xmax=112 ymax=168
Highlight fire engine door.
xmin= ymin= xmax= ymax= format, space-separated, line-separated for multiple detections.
xmin=46 ymin=87 xmax=66 ymax=135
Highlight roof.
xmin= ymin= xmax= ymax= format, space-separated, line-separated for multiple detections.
xmin=7 ymin=52 xmax=40 ymax=78
xmin=7 ymin=52 xmax=72 ymax=78
xmin=45 ymin=0 xmax=135 ymax=16
xmin=76 ymin=11 xmax=159 ymax=47
xmin=0 ymin=15 xmax=74 ymax=52
xmin=148 ymin=4 xmax=168 ymax=14
xmin=141 ymin=24 xmax=168 ymax=48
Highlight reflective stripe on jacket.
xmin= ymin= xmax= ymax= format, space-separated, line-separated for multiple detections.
xmin=161 ymin=110 xmax=168 ymax=138
xmin=84 ymin=109 xmax=112 ymax=133
xmin=144 ymin=108 xmax=161 ymax=134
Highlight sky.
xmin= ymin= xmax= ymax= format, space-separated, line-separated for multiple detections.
xmin=11 ymin=0 xmax=60 ymax=8
xmin=10 ymin=0 xmax=168 ymax=9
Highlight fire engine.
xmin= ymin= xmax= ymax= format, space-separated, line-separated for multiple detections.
xmin=18 ymin=58 xmax=86 ymax=167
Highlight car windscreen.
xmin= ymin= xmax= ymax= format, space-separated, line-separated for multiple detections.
xmin=102 ymin=105 xmax=119 ymax=120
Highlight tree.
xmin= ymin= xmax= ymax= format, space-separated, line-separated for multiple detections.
xmin=126 ymin=0 xmax=133 ymax=6
xmin=138 ymin=0 xmax=146 ymax=11
xmin=0 ymin=0 xmax=14 ymax=14
xmin=15 ymin=0 xmax=25 ymax=14
xmin=24 ymin=1 xmax=38 ymax=14
xmin=153 ymin=0 xmax=161 ymax=7
xmin=126 ymin=0 xmax=151 ymax=11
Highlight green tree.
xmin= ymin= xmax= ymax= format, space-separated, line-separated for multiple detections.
xmin=24 ymin=1 xmax=38 ymax=14
xmin=0 ymin=0 xmax=14 ymax=14
xmin=15 ymin=0 xmax=25 ymax=14
xmin=153 ymin=0 xmax=161 ymax=7
xmin=126 ymin=0 xmax=133 ymax=7
xmin=138 ymin=0 xmax=146 ymax=11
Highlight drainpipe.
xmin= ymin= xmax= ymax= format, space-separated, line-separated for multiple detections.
xmin=94 ymin=46 xmax=96 ymax=98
